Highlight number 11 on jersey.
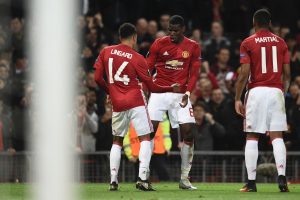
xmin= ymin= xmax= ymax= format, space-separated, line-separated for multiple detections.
xmin=261 ymin=46 xmax=278 ymax=74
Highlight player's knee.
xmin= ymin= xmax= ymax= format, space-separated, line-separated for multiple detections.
xmin=183 ymin=132 xmax=194 ymax=144
xmin=150 ymin=132 xmax=156 ymax=140
xmin=113 ymin=136 xmax=123 ymax=146
xmin=139 ymin=134 xmax=151 ymax=142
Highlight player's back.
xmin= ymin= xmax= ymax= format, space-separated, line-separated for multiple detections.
xmin=240 ymin=30 xmax=289 ymax=90
xmin=100 ymin=44 xmax=146 ymax=112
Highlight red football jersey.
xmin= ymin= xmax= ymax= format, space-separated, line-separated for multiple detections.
xmin=240 ymin=30 xmax=290 ymax=90
xmin=94 ymin=44 xmax=155 ymax=112
xmin=147 ymin=36 xmax=201 ymax=92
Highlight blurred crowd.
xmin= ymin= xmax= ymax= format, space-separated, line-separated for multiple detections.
xmin=1 ymin=3 xmax=300 ymax=158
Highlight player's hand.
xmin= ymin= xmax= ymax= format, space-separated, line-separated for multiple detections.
xmin=171 ymin=83 xmax=180 ymax=93
xmin=106 ymin=95 xmax=111 ymax=105
xmin=235 ymin=100 xmax=245 ymax=118
xmin=180 ymin=94 xmax=189 ymax=108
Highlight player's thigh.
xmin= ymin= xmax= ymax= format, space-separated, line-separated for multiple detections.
xmin=148 ymin=93 xmax=167 ymax=122
xmin=111 ymin=111 xmax=130 ymax=137
xmin=129 ymin=106 xmax=153 ymax=136
xmin=268 ymin=88 xmax=288 ymax=132
xmin=244 ymin=87 xmax=268 ymax=134
xmin=168 ymin=93 xmax=195 ymax=128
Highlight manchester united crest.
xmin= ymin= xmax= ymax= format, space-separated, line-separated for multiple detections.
xmin=182 ymin=51 xmax=190 ymax=58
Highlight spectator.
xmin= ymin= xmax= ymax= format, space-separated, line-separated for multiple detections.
xmin=203 ymin=21 xmax=231 ymax=64
xmin=159 ymin=14 xmax=170 ymax=34
xmin=210 ymin=48 xmax=233 ymax=94
xmin=209 ymin=88 xmax=243 ymax=150
xmin=147 ymin=20 xmax=158 ymax=40
xmin=192 ymin=102 xmax=225 ymax=150
xmin=76 ymin=89 xmax=98 ymax=153
xmin=189 ymin=28 xmax=202 ymax=47
xmin=136 ymin=18 xmax=152 ymax=56
xmin=197 ymin=78 xmax=213 ymax=105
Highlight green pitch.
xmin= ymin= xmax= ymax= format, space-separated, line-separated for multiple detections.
xmin=1 ymin=183 xmax=300 ymax=200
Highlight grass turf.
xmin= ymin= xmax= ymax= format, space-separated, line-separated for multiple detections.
xmin=1 ymin=183 xmax=300 ymax=200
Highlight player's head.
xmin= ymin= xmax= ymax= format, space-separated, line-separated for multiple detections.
xmin=253 ymin=9 xmax=271 ymax=29
xmin=118 ymin=23 xmax=137 ymax=46
xmin=168 ymin=15 xmax=185 ymax=43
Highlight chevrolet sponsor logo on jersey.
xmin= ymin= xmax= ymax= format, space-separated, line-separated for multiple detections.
xmin=165 ymin=60 xmax=184 ymax=70
xmin=166 ymin=60 xmax=183 ymax=67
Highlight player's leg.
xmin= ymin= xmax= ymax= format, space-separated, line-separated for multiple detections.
xmin=178 ymin=122 xmax=197 ymax=190
xmin=148 ymin=93 xmax=166 ymax=151
xmin=174 ymin=93 xmax=197 ymax=190
xmin=109 ymin=136 xmax=123 ymax=191
xmin=109 ymin=111 xmax=129 ymax=191
xmin=130 ymin=106 xmax=155 ymax=191
xmin=240 ymin=133 xmax=259 ymax=192
xmin=241 ymin=87 xmax=267 ymax=192
xmin=270 ymin=132 xmax=288 ymax=192
xmin=268 ymin=88 xmax=289 ymax=192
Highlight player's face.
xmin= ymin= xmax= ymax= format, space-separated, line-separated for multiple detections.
xmin=168 ymin=24 xmax=184 ymax=43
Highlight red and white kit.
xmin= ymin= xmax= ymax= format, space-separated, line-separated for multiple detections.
xmin=240 ymin=30 xmax=290 ymax=133
xmin=94 ymin=44 xmax=161 ymax=137
xmin=147 ymin=36 xmax=201 ymax=127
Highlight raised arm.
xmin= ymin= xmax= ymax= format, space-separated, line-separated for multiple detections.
xmin=282 ymin=64 xmax=291 ymax=94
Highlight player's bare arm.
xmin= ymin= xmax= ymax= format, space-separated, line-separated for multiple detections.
xmin=282 ymin=63 xmax=291 ymax=94
xmin=235 ymin=63 xmax=250 ymax=117
xmin=180 ymin=45 xmax=201 ymax=108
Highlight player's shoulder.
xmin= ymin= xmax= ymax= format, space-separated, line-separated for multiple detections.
xmin=184 ymin=37 xmax=200 ymax=48
xmin=241 ymin=34 xmax=256 ymax=45
xmin=153 ymin=36 xmax=171 ymax=46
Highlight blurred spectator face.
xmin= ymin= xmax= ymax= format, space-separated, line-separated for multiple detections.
xmin=89 ymin=28 xmax=98 ymax=43
xmin=0 ymin=34 xmax=6 ymax=50
xmin=155 ymin=31 xmax=166 ymax=39
xmin=280 ymin=27 xmax=290 ymax=39
xmin=136 ymin=18 xmax=148 ymax=36
xmin=0 ymin=79 xmax=5 ymax=90
xmin=86 ymin=90 xmax=97 ymax=105
xmin=289 ymin=84 xmax=299 ymax=98
xmin=148 ymin=20 xmax=158 ymax=36
xmin=82 ymin=47 xmax=93 ymax=58
xmin=77 ymin=94 xmax=87 ymax=112
xmin=160 ymin=14 xmax=170 ymax=31
xmin=211 ymin=21 xmax=223 ymax=38
xmin=86 ymin=72 xmax=97 ymax=88
xmin=271 ymin=24 xmax=280 ymax=36
xmin=0 ymin=65 xmax=9 ymax=79
xmin=217 ymin=48 xmax=230 ymax=66
xmin=295 ymin=76 xmax=300 ymax=87
xmin=94 ymin=12 xmax=103 ymax=27
xmin=15 ymin=57 xmax=28 ymax=72
xmin=193 ymin=105 xmax=205 ymax=121
xmin=191 ymin=29 xmax=201 ymax=42
xmin=286 ymin=37 xmax=297 ymax=50
xmin=199 ymin=79 xmax=212 ymax=97
xmin=211 ymin=89 xmax=224 ymax=104
xmin=10 ymin=18 xmax=22 ymax=34
xmin=78 ymin=16 xmax=86 ymax=29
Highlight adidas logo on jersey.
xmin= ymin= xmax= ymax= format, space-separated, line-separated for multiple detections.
xmin=163 ymin=51 xmax=169 ymax=56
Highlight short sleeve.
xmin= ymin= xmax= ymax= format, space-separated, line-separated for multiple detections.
xmin=240 ymin=40 xmax=251 ymax=64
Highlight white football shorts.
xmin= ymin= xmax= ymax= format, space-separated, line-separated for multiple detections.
xmin=244 ymin=87 xmax=287 ymax=133
xmin=112 ymin=106 xmax=153 ymax=137
xmin=148 ymin=93 xmax=195 ymax=128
